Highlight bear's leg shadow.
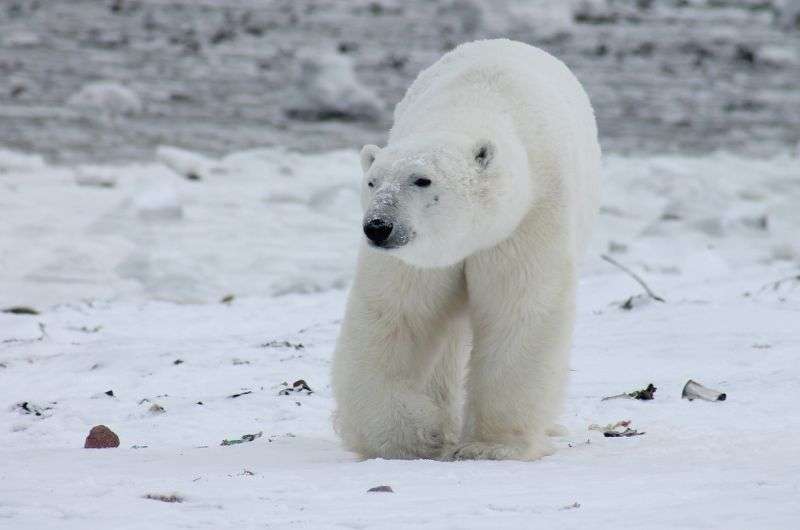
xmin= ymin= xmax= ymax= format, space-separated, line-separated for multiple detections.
xmin=453 ymin=238 xmax=576 ymax=461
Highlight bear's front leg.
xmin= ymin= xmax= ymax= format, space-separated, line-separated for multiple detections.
xmin=452 ymin=243 xmax=576 ymax=461
xmin=334 ymin=369 xmax=451 ymax=459
xmin=332 ymin=251 xmax=466 ymax=460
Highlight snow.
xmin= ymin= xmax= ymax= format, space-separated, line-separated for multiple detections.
xmin=156 ymin=146 xmax=219 ymax=181
xmin=478 ymin=0 xmax=575 ymax=38
xmin=67 ymin=82 xmax=143 ymax=116
xmin=132 ymin=177 xmax=183 ymax=221
xmin=758 ymin=44 xmax=799 ymax=67
xmin=2 ymin=147 xmax=797 ymax=306
xmin=287 ymin=51 xmax=384 ymax=121
xmin=0 ymin=148 xmax=46 ymax=171
xmin=0 ymin=147 xmax=362 ymax=305
xmin=1 ymin=29 xmax=42 ymax=48
xmin=1 ymin=145 xmax=799 ymax=528
xmin=74 ymin=165 xmax=120 ymax=188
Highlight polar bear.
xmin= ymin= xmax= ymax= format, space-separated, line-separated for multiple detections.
xmin=331 ymin=39 xmax=600 ymax=461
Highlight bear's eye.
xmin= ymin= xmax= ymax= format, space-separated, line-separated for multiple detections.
xmin=413 ymin=177 xmax=432 ymax=188
xmin=368 ymin=181 xmax=374 ymax=188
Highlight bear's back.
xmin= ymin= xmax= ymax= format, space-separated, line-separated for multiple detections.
xmin=393 ymin=39 xmax=589 ymax=129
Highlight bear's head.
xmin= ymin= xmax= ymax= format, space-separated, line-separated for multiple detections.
xmin=359 ymin=132 xmax=532 ymax=268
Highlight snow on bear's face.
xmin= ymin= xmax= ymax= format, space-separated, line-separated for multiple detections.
xmin=359 ymin=133 xmax=532 ymax=268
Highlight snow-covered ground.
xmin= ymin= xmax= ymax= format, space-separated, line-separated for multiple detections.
xmin=1 ymin=146 xmax=799 ymax=528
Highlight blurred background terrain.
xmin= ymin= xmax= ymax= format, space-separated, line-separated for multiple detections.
xmin=1 ymin=0 xmax=798 ymax=163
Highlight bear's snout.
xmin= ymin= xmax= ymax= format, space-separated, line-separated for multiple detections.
xmin=363 ymin=218 xmax=394 ymax=246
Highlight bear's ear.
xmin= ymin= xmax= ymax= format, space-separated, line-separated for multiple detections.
xmin=473 ymin=141 xmax=495 ymax=169
xmin=360 ymin=144 xmax=381 ymax=172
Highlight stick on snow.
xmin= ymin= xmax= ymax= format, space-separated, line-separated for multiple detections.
xmin=601 ymin=254 xmax=665 ymax=303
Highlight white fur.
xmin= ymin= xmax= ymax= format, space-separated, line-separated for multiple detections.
xmin=332 ymin=39 xmax=600 ymax=461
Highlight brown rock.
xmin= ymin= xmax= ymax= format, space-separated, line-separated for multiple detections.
xmin=84 ymin=425 xmax=120 ymax=448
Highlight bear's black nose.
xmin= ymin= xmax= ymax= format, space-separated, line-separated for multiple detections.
xmin=363 ymin=219 xmax=393 ymax=245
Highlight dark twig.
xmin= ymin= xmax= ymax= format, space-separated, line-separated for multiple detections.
xmin=601 ymin=254 xmax=665 ymax=303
